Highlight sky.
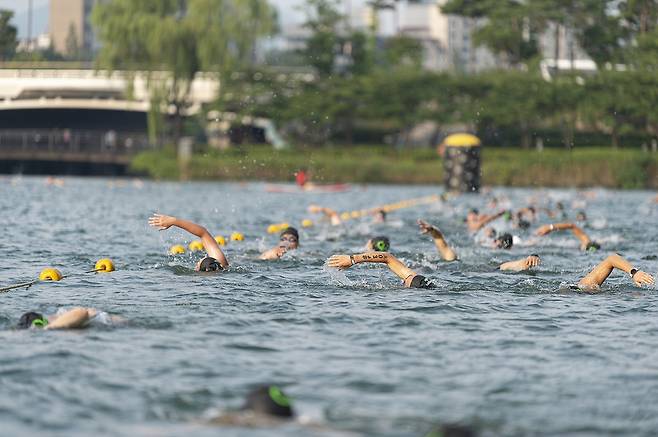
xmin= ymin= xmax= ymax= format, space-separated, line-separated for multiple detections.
xmin=0 ymin=0 xmax=359 ymax=39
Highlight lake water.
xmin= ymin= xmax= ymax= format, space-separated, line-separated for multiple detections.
xmin=1 ymin=177 xmax=658 ymax=437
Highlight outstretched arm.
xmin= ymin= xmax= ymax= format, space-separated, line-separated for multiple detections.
xmin=327 ymin=252 xmax=417 ymax=281
xmin=535 ymin=222 xmax=591 ymax=250
xmin=469 ymin=210 xmax=506 ymax=232
xmin=578 ymin=253 xmax=654 ymax=289
xmin=500 ymin=255 xmax=540 ymax=272
xmin=148 ymin=213 xmax=228 ymax=268
xmin=259 ymin=246 xmax=287 ymax=260
xmin=418 ymin=219 xmax=457 ymax=261
xmin=308 ymin=205 xmax=342 ymax=226
xmin=46 ymin=307 xmax=96 ymax=330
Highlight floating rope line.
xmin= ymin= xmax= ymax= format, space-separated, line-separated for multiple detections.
xmin=0 ymin=259 xmax=115 ymax=294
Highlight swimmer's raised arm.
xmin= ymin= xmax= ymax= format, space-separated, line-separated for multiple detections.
xmin=148 ymin=213 xmax=228 ymax=268
xmin=499 ymin=255 xmax=540 ymax=272
xmin=418 ymin=219 xmax=457 ymax=261
xmin=308 ymin=205 xmax=341 ymax=226
xmin=578 ymin=253 xmax=654 ymax=290
xmin=536 ymin=222 xmax=594 ymax=251
xmin=469 ymin=210 xmax=506 ymax=232
xmin=327 ymin=252 xmax=417 ymax=281
xmin=46 ymin=307 xmax=95 ymax=330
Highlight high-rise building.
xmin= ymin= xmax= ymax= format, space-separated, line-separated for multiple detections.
xmin=363 ymin=0 xmax=497 ymax=72
xmin=49 ymin=0 xmax=104 ymax=57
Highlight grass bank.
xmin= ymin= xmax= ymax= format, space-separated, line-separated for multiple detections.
xmin=130 ymin=145 xmax=658 ymax=189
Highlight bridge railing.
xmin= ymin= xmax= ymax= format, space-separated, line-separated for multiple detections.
xmin=0 ymin=129 xmax=153 ymax=155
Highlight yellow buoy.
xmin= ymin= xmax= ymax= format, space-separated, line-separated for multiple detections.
xmin=39 ymin=268 xmax=62 ymax=281
xmin=340 ymin=212 xmax=350 ymax=220
xmin=350 ymin=211 xmax=360 ymax=218
xmin=189 ymin=240 xmax=204 ymax=252
xmin=442 ymin=133 xmax=481 ymax=147
xmin=267 ymin=224 xmax=279 ymax=234
xmin=230 ymin=232 xmax=244 ymax=242
xmin=169 ymin=244 xmax=186 ymax=255
xmin=214 ymin=235 xmax=226 ymax=246
xmin=301 ymin=219 xmax=313 ymax=227
xmin=94 ymin=258 xmax=115 ymax=273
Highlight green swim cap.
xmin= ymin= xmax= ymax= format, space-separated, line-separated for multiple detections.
xmin=268 ymin=386 xmax=291 ymax=407
xmin=586 ymin=241 xmax=601 ymax=252
xmin=32 ymin=317 xmax=48 ymax=328
xmin=372 ymin=236 xmax=390 ymax=252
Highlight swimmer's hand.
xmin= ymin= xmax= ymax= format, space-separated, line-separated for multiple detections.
xmin=632 ymin=270 xmax=655 ymax=287
xmin=535 ymin=225 xmax=553 ymax=236
xmin=499 ymin=255 xmax=540 ymax=272
xmin=307 ymin=205 xmax=322 ymax=213
xmin=525 ymin=255 xmax=541 ymax=268
xmin=327 ymin=255 xmax=353 ymax=270
xmin=417 ymin=219 xmax=442 ymax=238
xmin=148 ymin=213 xmax=176 ymax=230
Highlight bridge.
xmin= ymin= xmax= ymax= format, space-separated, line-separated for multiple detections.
xmin=0 ymin=68 xmax=219 ymax=175
xmin=0 ymin=128 xmax=152 ymax=175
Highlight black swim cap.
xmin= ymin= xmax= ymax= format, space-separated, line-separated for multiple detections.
xmin=586 ymin=241 xmax=601 ymax=252
xmin=468 ymin=208 xmax=479 ymax=215
xmin=280 ymin=227 xmax=299 ymax=241
xmin=410 ymin=275 xmax=434 ymax=289
xmin=371 ymin=236 xmax=390 ymax=252
xmin=243 ymin=385 xmax=294 ymax=418
xmin=17 ymin=312 xmax=46 ymax=329
xmin=199 ymin=257 xmax=222 ymax=272
xmin=496 ymin=233 xmax=513 ymax=249
xmin=518 ymin=219 xmax=531 ymax=229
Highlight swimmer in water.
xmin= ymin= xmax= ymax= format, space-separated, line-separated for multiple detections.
xmin=417 ymin=219 xmax=457 ymax=261
xmin=260 ymin=227 xmax=299 ymax=260
xmin=535 ymin=222 xmax=600 ymax=251
xmin=466 ymin=209 xmax=507 ymax=232
xmin=499 ymin=254 xmax=541 ymax=271
xmin=15 ymin=307 xmax=116 ymax=330
xmin=327 ymin=252 xmax=434 ymax=288
xmin=372 ymin=209 xmax=387 ymax=223
xmin=366 ymin=235 xmax=390 ymax=252
xmin=577 ymin=253 xmax=654 ymax=291
xmin=148 ymin=213 xmax=229 ymax=271
xmin=308 ymin=205 xmax=342 ymax=226
xmin=210 ymin=385 xmax=295 ymax=426
xmin=492 ymin=232 xmax=514 ymax=249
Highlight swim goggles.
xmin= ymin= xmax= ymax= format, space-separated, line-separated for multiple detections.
xmin=374 ymin=240 xmax=390 ymax=251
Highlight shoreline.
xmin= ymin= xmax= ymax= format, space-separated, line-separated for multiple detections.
xmin=130 ymin=145 xmax=658 ymax=189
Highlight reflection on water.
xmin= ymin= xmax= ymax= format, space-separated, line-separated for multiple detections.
xmin=1 ymin=177 xmax=658 ymax=436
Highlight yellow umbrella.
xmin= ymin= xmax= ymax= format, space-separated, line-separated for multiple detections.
xmin=442 ymin=133 xmax=481 ymax=147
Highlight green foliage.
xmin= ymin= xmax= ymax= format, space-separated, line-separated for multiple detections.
xmin=0 ymin=9 xmax=17 ymax=61
xmin=131 ymin=145 xmax=658 ymax=188
xmin=300 ymin=0 xmax=343 ymax=76
xmin=92 ymin=0 xmax=276 ymax=142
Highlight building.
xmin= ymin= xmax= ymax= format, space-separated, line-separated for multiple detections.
xmin=49 ymin=0 xmax=104 ymax=57
xmin=364 ymin=0 xmax=497 ymax=72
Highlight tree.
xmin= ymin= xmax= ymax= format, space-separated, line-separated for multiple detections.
xmin=300 ymin=0 xmax=343 ymax=76
xmin=442 ymin=0 xmax=542 ymax=67
xmin=92 ymin=0 xmax=275 ymax=145
xmin=0 ymin=9 xmax=17 ymax=61
xmin=65 ymin=23 xmax=80 ymax=60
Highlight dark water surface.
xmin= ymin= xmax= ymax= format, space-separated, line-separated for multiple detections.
xmin=1 ymin=177 xmax=658 ymax=437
